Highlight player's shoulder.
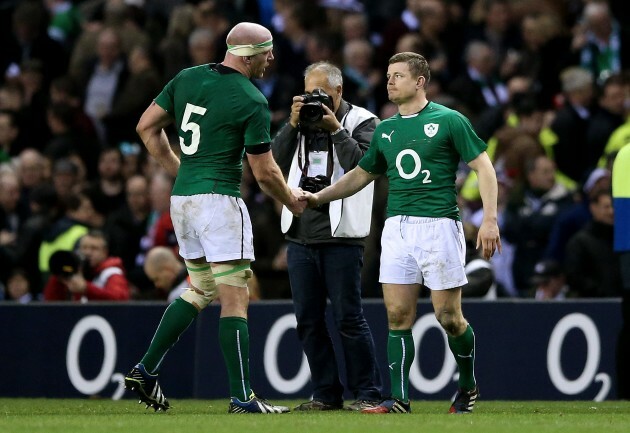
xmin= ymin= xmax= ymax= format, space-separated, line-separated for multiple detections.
xmin=427 ymin=101 xmax=469 ymax=122
xmin=375 ymin=113 xmax=400 ymax=131
xmin=174 ymin=64 xmax=210 ymax=80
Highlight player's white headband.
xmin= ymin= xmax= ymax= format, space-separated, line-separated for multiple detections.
xmin=226 ymin=39 xmax=273 ymax=56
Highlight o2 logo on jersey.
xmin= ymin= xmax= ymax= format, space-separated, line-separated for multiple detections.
xmin=395 ymin=149 xmax=432 ymax=183
xmin=179 ymin=103 xmax=207 ymax=155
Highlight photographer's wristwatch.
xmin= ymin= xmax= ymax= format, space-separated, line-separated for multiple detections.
xmin=331 ymin=126 xmax=344 ymax=136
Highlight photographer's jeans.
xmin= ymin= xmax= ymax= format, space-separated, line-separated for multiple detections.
xmin=287 ymin=242 xmax=382 ymax=404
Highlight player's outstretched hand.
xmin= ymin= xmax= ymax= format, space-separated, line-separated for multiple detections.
xmin=297 ymin=190 xmax=321 ymax=209
xmin=287 ymin=188 xmax=307 ymax=216
xmin=476 ymin=219 xmax=502 ymax=260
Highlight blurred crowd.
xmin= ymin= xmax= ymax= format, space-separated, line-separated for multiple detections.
xmin=0 ymin=0 xmax=628 ymax=302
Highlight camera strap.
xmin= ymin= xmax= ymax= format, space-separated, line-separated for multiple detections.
xmin=297 ymin=101 xmax=354 ymax=179
xmin=297 ymin=131 xmax=334 ymax=179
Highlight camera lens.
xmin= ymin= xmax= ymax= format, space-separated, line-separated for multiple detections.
xmin=299 ymin=102 xmax=324 ymax=124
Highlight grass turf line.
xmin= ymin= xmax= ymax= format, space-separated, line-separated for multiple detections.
xmin=1 ymin=399 xmax=630 ymax=433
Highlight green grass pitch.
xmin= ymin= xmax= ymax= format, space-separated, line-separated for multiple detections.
xmin=2 ymin=399 xmax=630 ymax=433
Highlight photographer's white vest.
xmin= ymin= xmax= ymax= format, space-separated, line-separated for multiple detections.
xmin=280 ymin=105 xmax=376 ymax=238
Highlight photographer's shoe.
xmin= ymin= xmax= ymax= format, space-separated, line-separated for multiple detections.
xmin=124 ymin=363 xmax=170 ymax=412
xmin=294 ymin=399 xmax=343 ymax=411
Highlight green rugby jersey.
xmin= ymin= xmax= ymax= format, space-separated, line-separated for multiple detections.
xmin=155 ymin=64 xmax=271 ymax=197
xmin=359 ymin=102 xmax=486 ymax=220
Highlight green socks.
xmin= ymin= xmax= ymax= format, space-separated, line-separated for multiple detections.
xmin=387 ymin=329 xmax=415 ymax=403
xmin=219 ymin=316 xmax=251 ymax=401
xmin=140 ymin=298 xmax=199 ymax=374
xmin=448 ymin=324 xmax=476 ymax=390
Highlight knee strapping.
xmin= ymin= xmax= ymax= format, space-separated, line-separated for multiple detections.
xmin=180 ymin=260 xmax=217 ymax=310
xmin=213 ymin=261 xmax=252 ymax=287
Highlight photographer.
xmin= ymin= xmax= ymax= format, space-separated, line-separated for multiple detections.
xmin=271 ymin=61 xmax=382 ymax=411
xmin=43 ymin=230 xmax=130 ymax=301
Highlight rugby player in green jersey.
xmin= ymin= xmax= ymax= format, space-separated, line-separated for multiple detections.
xmin=301 ymin=52 xmax=502 ymax=414
xmin=124 ymin=22 xmax=305 ymax=414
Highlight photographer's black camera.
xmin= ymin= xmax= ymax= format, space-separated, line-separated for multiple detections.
xmin=49 ymin=250 xmax=88 ymax=278
xmin=299 ymin=174 xmax=331 ymax=194
xmin=299 ymin=88 xmax=333 ymax=125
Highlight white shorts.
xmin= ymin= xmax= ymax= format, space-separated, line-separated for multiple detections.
xmin=379 ymin=216 xmax=467 ymax=290
xmin=170 ymin=194 xmax=254 ymax=263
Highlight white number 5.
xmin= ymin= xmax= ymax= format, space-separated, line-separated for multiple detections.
xmin=179 ymin=103 xmax=207 ymax=155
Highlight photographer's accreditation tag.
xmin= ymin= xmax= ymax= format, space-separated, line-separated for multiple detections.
xmin=308 ymin=151 xmax=328 ymax=177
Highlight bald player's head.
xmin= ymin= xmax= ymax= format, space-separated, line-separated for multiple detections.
xmin=144 ymin=247 xmax=184 ymax=291
xmin=223 ymin=22 xmax=274 ymax=79
xmin=226 ymin=22 xmax=272 ymax=50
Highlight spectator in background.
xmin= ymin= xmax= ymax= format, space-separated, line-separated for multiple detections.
xmin=187 ymin=28 xmax=216 ymax=67
xmin=68 ymin=0 xmax=150 ymax=78
xmin=78 ymin=27 xmax=129 ymax=147
xmin=0 ymin=170 xmax=25 ymax=282
xmin=43 ymin=229 xmax=130 ymax=301
xmin=136 ymin=170 xmax=177 ymax=268
xmin=104 ymin=44 xmax=163 ymax=146
xmin=271 ymin=2 xmax=311 ymax=79
xmin=49 ymin=75 xmax=98 ymax=147
xmin=0 ymin=110 xmax=20 ymax=161
xmin=342 ymin=39 xmax=381 ymax=114
xmin=549 ymin=66 xmax=595 ymax=185
xmin=141 ymin=246 xmax=188 ymax=302
xmin=571 ymin=1 xmax=630 ymax=84
xmin=37 ymin=189 xmax=97 ymax=280
xmin=585 ymin=73 xmax=626 ymax=170
xmin=272 ymin=61 xmax=382 ymax=411
xmin=85 ymin=147 xmax=126 ymax=218
xmin=253 ymin=47 xmax=298 ymax=135
xmin=529 ymin=259 xmax=571 ymax=300
xmin=15 ymin=148 xmax=49 ymax=212
xmin=465 ymin=0 xmax=521 ymax=80
xmin=515 ymin=13 xmax=572 ymax=109
xmin=612 ymin=144 xmax=630 ymax=398
xmin=448 ymin=40 xmax=509 ymax=122
xmin=44 ymin=0 xmax=83 ymax=50
xmin=544 ymin=167 xmax=611 ymax=262
xmin=502 ymin=155 xmax=574 ymax=294
xmin=51 ymin=158 xmax=83 ymax=203
xmin=0 ymin=0 xmax=68 ymax=90
xmin=13 ymin=60 xmax=52 ymax=150
xmin=4 ymin=268 xmax=34 ymax=303
xmin=596 ymin=71 xmax=630 ymax=168
xmin=413 ymin=0 xmax=458 ymax=88
xmin=12 ymin=183 xmax=59 ymax=295
xmin=565 ymin=188 xmax=621 ymax=297
xmin=158 ymin=3 xmax=195 ymax=81
xmin=341 ymin=11 xmax=370 ymax=43
xmin=377 ymin=0 xmax=424 ymax=66
xmin=104 ymin=174 xmax=150 ymax=294
xmin=192 ymin=0 xmax=234 ymax=64
xmin=44 ymin=102 xmax=99 ymax=179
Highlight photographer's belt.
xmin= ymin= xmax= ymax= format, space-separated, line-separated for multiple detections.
xmin=227 ymin=39 xmax=273 ymax=56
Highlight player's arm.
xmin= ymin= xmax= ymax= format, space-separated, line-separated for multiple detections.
xmin=136 ymin=101 xmax=180 ymax=177
xmin=247 ymin=149 xmax=305 ymax=216
xmin=305 ymin=166 xmax=378 ymax=207
xmin=467 ymin=151 xmax=502 ymax=259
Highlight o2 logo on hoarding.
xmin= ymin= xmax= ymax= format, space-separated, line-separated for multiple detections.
xmin=66 ymin=315 xmax=125 ymax=400
xmin=547 ymin=313 xmax=610 ymax=401
xmin=264 ymin=314 xmax=311 ymax=393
